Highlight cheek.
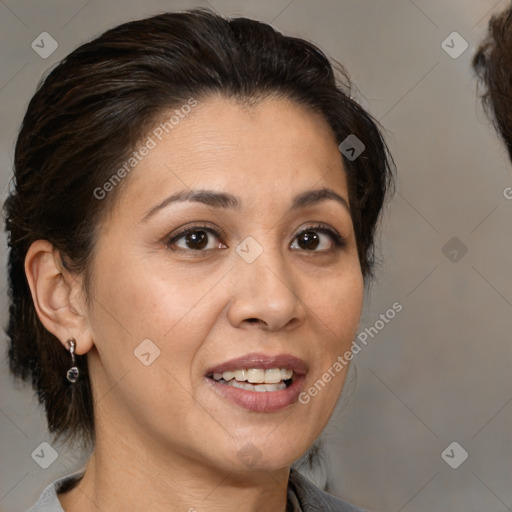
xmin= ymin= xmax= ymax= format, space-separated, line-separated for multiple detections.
xmin=87 ymin=254 xmax=216 ymax=425
xmin=93 ymin=250 xmax=214 ymax=335
xmin=298 ymin=266 xmax=363 ymax=401
xmin=89 ymin=251 xmax=230 ymax=382
xmin=307 ymin=268 xmax=364 ymax=347
xmin=297 ymin=271 xmax=363 ymax=435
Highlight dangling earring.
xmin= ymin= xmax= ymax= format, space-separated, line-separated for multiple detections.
xmin=65 ymin=338 xmax=79 ymax=383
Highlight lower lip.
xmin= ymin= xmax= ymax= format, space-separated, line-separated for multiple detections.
xmin=206 ymin=375 xmax=306 ymax=412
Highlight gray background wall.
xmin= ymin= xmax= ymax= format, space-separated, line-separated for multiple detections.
xmin=1 ymin=1 xmax=511 ymax=511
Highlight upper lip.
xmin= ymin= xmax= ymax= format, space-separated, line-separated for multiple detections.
xmin=205 ymin=353 xmax=308 ymax=376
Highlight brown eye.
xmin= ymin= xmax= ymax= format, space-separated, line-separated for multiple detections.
xmin=167 ymin=226 xmax=226 ymax=251
xmin=182 ymin=230 xmax=209 ymax=250
xmin=297 ymin=231 xmax=320 ymax=250
xmin=290 ymin=225 xmax=347 ymax=252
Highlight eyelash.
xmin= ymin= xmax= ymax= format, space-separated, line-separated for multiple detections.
xmin=165 ymin=223 xmax=347 ymax=253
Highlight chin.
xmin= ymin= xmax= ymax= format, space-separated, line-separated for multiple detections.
xmin=224 ymin=436 xmax=312 ymax=474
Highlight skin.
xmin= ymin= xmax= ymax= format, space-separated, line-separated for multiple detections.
xmin=25 ymin=94 xmax=364 ymax=512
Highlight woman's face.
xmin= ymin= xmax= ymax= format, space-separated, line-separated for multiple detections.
xmin=83 ymin=94 xmax=364 ymax=473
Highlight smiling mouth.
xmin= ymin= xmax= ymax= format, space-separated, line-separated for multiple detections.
xmin=206 ymin=368 xmax=294 ymax=392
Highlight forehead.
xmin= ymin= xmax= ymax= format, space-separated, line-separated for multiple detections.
xmin=109 ymin=94 xmax=348 ymax=220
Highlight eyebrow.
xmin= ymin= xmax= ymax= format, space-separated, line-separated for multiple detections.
xmin=140 ymin=187 xmax=350 ymax=223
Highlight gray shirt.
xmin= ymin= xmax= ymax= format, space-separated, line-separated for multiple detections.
xmin=28 ymin=468 xmax=365 ymax=511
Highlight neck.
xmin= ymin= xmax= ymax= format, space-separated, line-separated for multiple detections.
xmin=58 ymin=415 xmax=290 ymax=512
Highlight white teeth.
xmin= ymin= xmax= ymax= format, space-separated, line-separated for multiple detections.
xmin=281 ymin=368 xmax=293 ymax=380
xmin=228 ymin=380 xmax=287 ymax=392
xmin=233 ymin=369 xmax=246 ymax=381
xmin=222 ymin=371 xmax=235 ymax=381
xmin=264 ymin=368 xmax=282 ymax=383
xmin=211 ymin=368 xmax=294 ymax=385
xmin=247 ymin=368 xmax=265 ymax=383
xmin=229 ymin=380 xmax=247 ymax=390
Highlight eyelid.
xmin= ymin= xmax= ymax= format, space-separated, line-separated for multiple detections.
xmin=165 ymin=222 xmax=224 ymax=248
xmin=165 ymin=222 xmax=347 ymax=251
xmin=293 ymin=223 xmax=347 ymax=249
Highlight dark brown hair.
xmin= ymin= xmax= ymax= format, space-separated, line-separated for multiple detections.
xmin=473 ymin=3 xmax=512 ymax=161
xmin=4 ymin=8 xmax=394 ymax=448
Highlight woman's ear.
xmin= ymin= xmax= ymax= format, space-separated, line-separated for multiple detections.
xmin=24 ymin=239 xmax=94 ymax=355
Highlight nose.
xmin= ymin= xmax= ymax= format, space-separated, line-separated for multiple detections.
xmin=226 ymin=244 xmax=307 ymax=331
